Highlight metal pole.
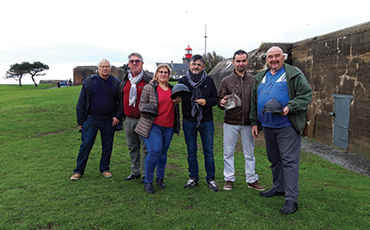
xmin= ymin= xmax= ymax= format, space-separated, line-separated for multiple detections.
xmin=204 ymin=23 xmax=207 ymax=55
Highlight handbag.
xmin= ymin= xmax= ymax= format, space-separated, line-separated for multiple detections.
xmin=96 ymin=75 xmax=123 ymax=131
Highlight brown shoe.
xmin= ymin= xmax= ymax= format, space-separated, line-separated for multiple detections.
xmin=223 ymin=181 xmax=233 ymax=190
xmin=102 ymin=171 xmax=112 ymax=178
xmin=248 ymin=181 xmax=266 ymax=191
xmin=71 ymin=173 xmax=81 ymax=180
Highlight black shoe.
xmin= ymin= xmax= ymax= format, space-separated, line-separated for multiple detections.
xmin=260 ymin=188 xmax=285 ymax=198
xmin=183 ymin=178 xmax=198 ymax=188
xmin=208 ymin=180 xmax=219 ymax=192
xmin=144 ymin=183 xmax=155 ymax=194
xmin=141 ymin=177 xmax=145 ymax=183
xmin=280 ymin=200 xmax=298 ymax=214
xmin=156 ymin=178 xmax=166 ymax=189
xmin=125 ymin=173 xmax=140 ymax=180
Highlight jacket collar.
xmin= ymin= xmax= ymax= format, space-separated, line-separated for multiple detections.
xmin=232 ymin=69 xmax=247 ymax=79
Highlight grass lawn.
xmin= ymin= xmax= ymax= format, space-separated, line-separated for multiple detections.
xmin=0 ymin=84 xmax=369 ymax=229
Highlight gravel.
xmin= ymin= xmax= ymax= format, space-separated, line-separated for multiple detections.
xmin=301 ymin=136 xmax=370 ymax=177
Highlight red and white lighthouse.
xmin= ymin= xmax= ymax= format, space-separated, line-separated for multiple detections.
xmin=183 ymin=45 xmax=193 ymax=64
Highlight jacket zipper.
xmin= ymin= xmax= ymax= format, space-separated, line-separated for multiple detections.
xmin=241 ymin=76 xmax=245 ymax=125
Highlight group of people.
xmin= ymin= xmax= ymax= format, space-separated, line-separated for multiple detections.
xmin=71 ymin=46 xmax=312 ymax=215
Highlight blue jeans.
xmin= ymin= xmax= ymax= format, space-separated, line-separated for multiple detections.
xmin=143 ymin=124 xmax=174 ymax=183
xmin=74 ymin=116 xmax=115 ymax=175
xmin=183 ymin=119 xmax=215 ymax=183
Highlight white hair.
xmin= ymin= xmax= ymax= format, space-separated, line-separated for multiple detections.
xmin=97 ymin=58 xmax=111 ymax=67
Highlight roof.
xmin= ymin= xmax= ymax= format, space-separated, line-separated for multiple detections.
xmin=156 ymin=62 xmax=189 ymax=76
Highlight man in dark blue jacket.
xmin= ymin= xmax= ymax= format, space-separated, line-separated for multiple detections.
xmin=178 ymin=54 xmax=219 ymax=192
xmin=71 ymin=58 xmax=121 ymax=180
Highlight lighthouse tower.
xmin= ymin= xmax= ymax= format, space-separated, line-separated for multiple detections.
xmin=182 ymin=45 xmax=192 ymax=64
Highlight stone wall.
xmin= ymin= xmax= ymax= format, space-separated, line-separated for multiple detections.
xmin=73 ymin=66 xmax=125 ymax=85
xmin=209 ymin=21 xmax=370 ymax=159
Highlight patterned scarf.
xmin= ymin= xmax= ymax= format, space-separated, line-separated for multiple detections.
xmin=128 ymin=70 xmax=144 ymax=107
xmin=186 ymin=69 xmax=207 ymax=128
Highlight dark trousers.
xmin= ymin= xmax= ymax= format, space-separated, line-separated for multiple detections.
xmin=74 ymin=116 xmax=115 ymax=175
xmin=263 ymin=126 xmax=301 ymax=203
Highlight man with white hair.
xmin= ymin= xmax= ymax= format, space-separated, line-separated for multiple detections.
xmin=71 ymin=58 xmax=122 ymax=180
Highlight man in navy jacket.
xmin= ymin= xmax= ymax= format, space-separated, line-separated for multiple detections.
xmin=71 ymin=58 xmax=121 ymax=180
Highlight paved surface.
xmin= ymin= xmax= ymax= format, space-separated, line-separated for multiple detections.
xmin=301 ymin=136 xmax=370 ymax=177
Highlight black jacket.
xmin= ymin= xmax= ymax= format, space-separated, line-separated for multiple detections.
xmin=76 ymin=75 xmax=121 ymax=126
xmin=178 ymin=74 xmax=218 ymax=123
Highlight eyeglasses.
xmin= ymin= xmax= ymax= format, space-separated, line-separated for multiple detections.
xmin=129 ymin=60 xmax=141 ymax=64
xmin=99 ymin=66 xmax=110 ymax=69
xmin=158 ymin=71 xmax=168 ymax=74
xmin=191 ymin=63 xmax=203 ymax=67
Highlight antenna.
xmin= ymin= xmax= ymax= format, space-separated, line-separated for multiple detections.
xmin=204 ymin=23 xmax=207 ymax=55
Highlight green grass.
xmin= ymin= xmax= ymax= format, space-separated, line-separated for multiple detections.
xmin=0 ymin=84 xmax=369 ymax=229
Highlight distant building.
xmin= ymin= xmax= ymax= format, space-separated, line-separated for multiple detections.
xmin=156 ymin=61 xmax=188 ymax=80
xmin=156 ymin=45 xmax=193 ymax=79
xmin=73 ymin=65 xmax=125 ymax=85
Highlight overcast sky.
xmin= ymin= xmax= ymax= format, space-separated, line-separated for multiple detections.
xmin=1 ymin=0 xmax=369 ymax=84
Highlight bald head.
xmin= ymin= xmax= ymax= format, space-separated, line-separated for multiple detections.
xmin=267 ymin=46 xmax=283 ymax=55
xmin=266 ymin=46 xmax=285 ymax=74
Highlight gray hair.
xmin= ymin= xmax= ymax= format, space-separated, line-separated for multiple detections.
xmin=128 ymin=52 xmax=144 ymax=62
xmin=190 ymin=54 xmax=205 ymax=65
xmin=97 ymin=58 xmax=111 ymax=68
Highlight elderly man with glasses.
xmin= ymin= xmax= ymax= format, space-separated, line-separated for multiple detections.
xmin=71 ymin=58 xmax=121 ymax=180
xmin=119 ymin=53 xmax=153 ymax=183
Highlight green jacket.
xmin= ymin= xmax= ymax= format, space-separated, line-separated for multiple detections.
xmin=250 ymin=63 xmax=312 ymax=134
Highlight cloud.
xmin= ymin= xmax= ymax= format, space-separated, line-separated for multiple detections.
xmin=1 ymin=0 xmax=369 ymax=84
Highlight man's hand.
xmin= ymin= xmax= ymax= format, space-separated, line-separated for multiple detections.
xmin=112 ymin=117 xmax=120 ymax=126
xmin=195 ymin=99 xmax=206 ymax=106
xmin=220 ymin=96 xmax=228 ymax=107
xmin=173 ymin=96 xmax=182 ymax=104
xmin=279 ymin=106 xmax=290 ymax=116
xmin=252 ymin=125 xmax=260 ymax=139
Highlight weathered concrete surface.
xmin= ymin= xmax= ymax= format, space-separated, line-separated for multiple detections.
xmin=73 ymin=66 xmax=125 ymax=85
xmin=209 ymin=21 xmax=370 ymax=159
xmin=293 ymin=22 xmax=370 ymax=158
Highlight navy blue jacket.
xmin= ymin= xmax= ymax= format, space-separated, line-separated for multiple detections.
xmin=178 ymin=74 xmax=218 ymax=123
xmin=76 ymin=75 xmax=122 ymax=126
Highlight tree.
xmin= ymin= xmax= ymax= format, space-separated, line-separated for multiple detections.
xmin=28 ymin=61 xmax=49 ymax=87
xmin=119 ymin=63 xmax=130 ymax=71
xmin=5 ymin=61 xmax=49 ymax=87
xmin=5 ymin=62 xmax=30 ymax=87
xmin=203 ymin=51 xmax=225 ymax=73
